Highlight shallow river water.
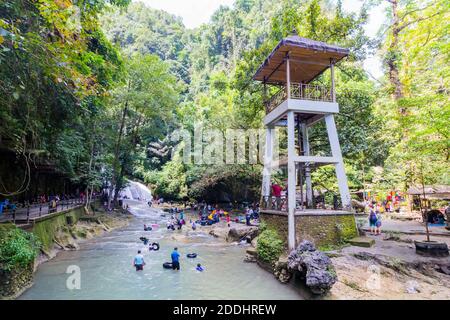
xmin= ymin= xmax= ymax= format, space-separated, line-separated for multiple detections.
xmin=20 ymin=201 xmax=304 ymax=300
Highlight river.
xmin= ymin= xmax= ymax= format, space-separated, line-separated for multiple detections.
xmin=20 ymin=200 xmax=304 ymax=300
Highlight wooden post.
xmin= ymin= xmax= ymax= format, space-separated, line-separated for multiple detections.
xmin=39 ymin=203 xmax=42 ymax=217
xmin=330 ymin=59 xmax=336 ymax=102
xmin=27 ymin=205 xmax=30 ymax=224
xmin=12 ymin=209 xmax=16 ymax=224
xmin=286 ymin=55 xmax=291 ymax=99
xmin=263 ymin=77 xmax=267 ymax=113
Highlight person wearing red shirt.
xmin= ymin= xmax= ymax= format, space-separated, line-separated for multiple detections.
xmin=271 ymin=183 xmax=282 ymax=210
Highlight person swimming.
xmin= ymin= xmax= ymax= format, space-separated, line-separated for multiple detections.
xmin=196 ymin=263 xmax=204 ymax=272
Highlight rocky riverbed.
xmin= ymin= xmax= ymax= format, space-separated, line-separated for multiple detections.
xmin=326 ymin=233 xmax=450 ymax=300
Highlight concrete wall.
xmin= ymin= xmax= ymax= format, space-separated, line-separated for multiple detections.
xmin=30 ymin=206 xmax=85 ymax=252
xmin=260 ymin=212 xmax=358 ymax=249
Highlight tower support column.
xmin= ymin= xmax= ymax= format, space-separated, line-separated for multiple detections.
xmin=324 ymin=114 xmax=351 ymax=209
xmin=261 ymin=126 xmax=274 ymax=208
xmin=287 ymin=110 xmax=296 ymax=251
xmin=302 ymin=123 xmax=313 ymax=208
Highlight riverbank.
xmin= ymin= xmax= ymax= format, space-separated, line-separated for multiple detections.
xmin=0 ymin=206 xmax=132 ymax=300
xmin=36 ymin=208 xmax=133 ymax=264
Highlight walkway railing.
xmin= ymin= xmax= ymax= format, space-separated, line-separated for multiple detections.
xmin=0 ymin=197 xmax=96 ymax=225
xmin=265 ymin=83 xmax=333 ymax=114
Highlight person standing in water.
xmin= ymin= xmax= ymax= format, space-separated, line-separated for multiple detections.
xmin=133 ymin=250 xmax=145 ymax=271
xmin=171 ymin=247 xmax=180 ymax=270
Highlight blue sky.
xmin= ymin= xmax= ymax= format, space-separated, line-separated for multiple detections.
xmin=137 ymin=0 xmax=386 ymax=79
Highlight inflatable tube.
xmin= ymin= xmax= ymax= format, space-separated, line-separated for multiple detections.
xmin=163 ymin=262 xmax=173 ymax=269
xmin=144 ymin=227 xmax=152 ymax=231
xmin=186 ymin=253 xmax=197 ymax=258
xmin=150 ymin=242 xmax=160 ymax=251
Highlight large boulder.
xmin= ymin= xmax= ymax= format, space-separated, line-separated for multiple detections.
xmin=288 ymin=240 xmax=337 ymax=295
xmin=227 ymin=226 xmax=258 ymax=242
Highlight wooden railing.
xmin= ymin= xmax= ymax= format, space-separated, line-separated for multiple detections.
xmin=265 ymin=83 xmax=333 ymax=114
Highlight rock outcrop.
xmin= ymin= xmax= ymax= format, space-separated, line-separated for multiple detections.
xmin=0 ymin=262 xmax=34 ymax=299
xmin=274 ymin=255 xmax=292 ymax=283
xmin=288 ymin=240 xmax=337 ymax=295
xmin=227 ymin=226 xmax=258 ymax=242
xmin=244 ymin=247 xmax=257 ymax=263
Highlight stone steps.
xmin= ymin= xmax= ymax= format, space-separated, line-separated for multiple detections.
xmin=348 ymin=236 xmax=375 ymax=248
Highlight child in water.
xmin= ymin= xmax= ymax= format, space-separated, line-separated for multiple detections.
xmin=196 ymin=263 xmax=205 ymax=272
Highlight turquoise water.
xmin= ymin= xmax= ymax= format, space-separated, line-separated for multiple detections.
xmin=20 ymin=202 xmax=304 ymax=300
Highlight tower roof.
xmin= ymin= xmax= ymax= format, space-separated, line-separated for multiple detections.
xmin=253 ymin=36 xmax=350 ymax=84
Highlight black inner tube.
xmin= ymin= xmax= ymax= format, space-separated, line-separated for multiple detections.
xmin=187 ymin=253 xmax=197 ymax=258
xmin=163 ymin=262 xmax=173 ymax=269
xmin=150 ymin=242 xmax=160 ymax=251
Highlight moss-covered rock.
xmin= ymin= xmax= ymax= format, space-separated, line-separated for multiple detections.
xmin=32 ymin=207 xmax=83 ymax=251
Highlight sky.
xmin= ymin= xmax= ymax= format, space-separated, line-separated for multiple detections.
xmin=137 ymin=0 xmax=387 ymax=79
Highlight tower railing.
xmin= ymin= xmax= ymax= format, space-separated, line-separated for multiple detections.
xmin=265 ymin=83 xmax=333 ymax=114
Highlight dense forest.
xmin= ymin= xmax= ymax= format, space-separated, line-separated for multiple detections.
xmin=0 ymin=0 xmax=448 ymax=206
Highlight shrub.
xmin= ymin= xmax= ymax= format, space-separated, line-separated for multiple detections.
xmin=0 ymin=225 xmax=41 ymax=271
xmin=257 ymin=229 xmax=284 ymax=263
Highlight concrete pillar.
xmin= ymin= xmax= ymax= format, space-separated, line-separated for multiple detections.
xmin=324 ymin=114 xmax=352 ymax=210
xmin=261 ymin=126 xmax=273 ymax=208
xmin=287 ymin=110 xmax=296 ymax=251
xmin=302 ymin=123 xmax=313 ymax=208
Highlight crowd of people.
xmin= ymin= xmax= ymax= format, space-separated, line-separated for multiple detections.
xmin=166 ymin=207 xmax=186 ymax=231
xmin=132 ymin=201 xmax=263 ymax=273
xmin=193 ymin=201 xmax=260 ymax=227
xmin=0 ymin=192 xmax=90 ymax=216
